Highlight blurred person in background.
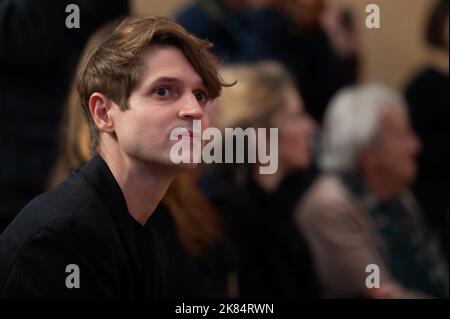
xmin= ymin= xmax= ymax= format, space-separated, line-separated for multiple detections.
xmin=405 ymin=0 xmax=449 ymax=260
xmin=176 ymin=0 xmax=359 ymax=124
xmin=200 ymin=61 xmax=320 ymax=298
xmin=297 ymin=85 xmax=448 ymax=298
xmin=0 ymin=0 xmax=129 ymax=233
xmin=245 ymin=0 xmax=360 ymax=123
xmin=175 ymin=0 xmax=260 ymax=63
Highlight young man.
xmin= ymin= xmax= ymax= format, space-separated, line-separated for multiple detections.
xmin=0 ymin=17 xmax=227 ymax=298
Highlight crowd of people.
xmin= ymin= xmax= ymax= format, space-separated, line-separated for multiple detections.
xmin=0 ymin=0 xmax=448 ymax=299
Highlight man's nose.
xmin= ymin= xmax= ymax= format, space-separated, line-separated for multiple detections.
xmin=178 ymin=93 xmax=204 ymax=120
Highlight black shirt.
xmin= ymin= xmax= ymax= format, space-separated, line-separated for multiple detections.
xmin=0 ymin=156 xmax=167 ymax=298
xmin=151 ymin=205 xmax=235 ymax=298
xmin=405 ymin=68 xmax=449 ymax=259
xmin=200 ymin=168 xmax=320 ymax=298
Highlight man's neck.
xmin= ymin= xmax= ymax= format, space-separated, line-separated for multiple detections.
xmin=100 ymin=144 xmax=174 ymax=226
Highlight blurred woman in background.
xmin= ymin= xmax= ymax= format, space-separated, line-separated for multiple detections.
xmin=200 ymin=61 xmax=319 ymax=298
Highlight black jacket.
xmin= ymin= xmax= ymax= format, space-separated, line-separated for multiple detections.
xmin=405 ymin=68 xmax=449 ymax=259
xmin=0 ymin=156 xmax=167 ymax=298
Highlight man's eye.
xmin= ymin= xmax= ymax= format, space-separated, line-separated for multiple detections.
xmin=195 ymin=91 xmax=208 ymax=103
xmin=154 ymin=87 xmax=171 ymax=97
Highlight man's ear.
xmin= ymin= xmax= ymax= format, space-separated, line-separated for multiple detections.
xmin=88 ymin=93 xmax=115 ymax=133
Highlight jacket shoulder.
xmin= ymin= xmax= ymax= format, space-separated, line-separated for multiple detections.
xmin=0 ymin=216 xmax=120 ymax=298
xmin=3 ymin=171 xmax=113 ymax=235
xmin=0 ymin=172 xmax=118 ymax=294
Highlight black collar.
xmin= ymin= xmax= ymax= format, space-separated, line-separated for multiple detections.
xmin=78 ymin=156 xmax=166 ymax=297
xmin=79 ymin=155 xmax=146 ymax=231
xmin=78 ymin=156 xmax=152 ymax=286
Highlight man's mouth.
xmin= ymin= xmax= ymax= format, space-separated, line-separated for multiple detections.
xmin=176 ymin=129 xmax=201 ymax=141
xmin=187 ymin=129 xmax=201 ymax=139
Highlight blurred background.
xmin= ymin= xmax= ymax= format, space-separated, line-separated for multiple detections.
xmin=131 ymin=0 xmax=437 ymax=89
xmin=0 ymin=0 xmax=448 ymax=299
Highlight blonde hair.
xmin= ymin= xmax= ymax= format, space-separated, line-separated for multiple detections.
xmin=217 ymin=61 xmax=296 ymax=130
xmin=212 ymin=61 xmax=297 ymax=186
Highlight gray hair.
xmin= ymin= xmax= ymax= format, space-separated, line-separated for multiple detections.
xmin=319 ymin=84 xmax=407 ymax=174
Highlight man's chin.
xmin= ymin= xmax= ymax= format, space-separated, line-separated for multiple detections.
xmin=171 ymin=161 xmax=199 ymax=171
xmin=134 ymin=156 xmax=198 ymax=172
xmin=184 ymin=162 xmax=199 ymax=169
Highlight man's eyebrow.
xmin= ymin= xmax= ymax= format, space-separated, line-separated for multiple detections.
xmin=141 ymin=76 xmax=182 ymax=92
xmin=150 ymin=76 xmax=183 ymax=84
xmin=149 ymin=76 xmax=206 ymax=89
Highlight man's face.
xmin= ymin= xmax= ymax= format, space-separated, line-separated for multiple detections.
xmin=366 ymin=107 xmax=420 ymax=191
xmin=110 ymin=45 xmax=210 ymax=169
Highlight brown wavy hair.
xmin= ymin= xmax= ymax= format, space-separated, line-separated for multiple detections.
xmin=75 ymin=16 xmax=229 ymax=154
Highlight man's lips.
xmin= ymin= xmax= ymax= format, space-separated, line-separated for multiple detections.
xmin=187 ymin=129 xmax=202 ymax=139
xmin=176 ymin=129 xmax=201 ymax=140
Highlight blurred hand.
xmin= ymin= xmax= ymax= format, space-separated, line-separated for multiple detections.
xmin=366 ymin=282 xmax=406 ymax=299
xmin=365 ymin=282 xmax=429 ymax=299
